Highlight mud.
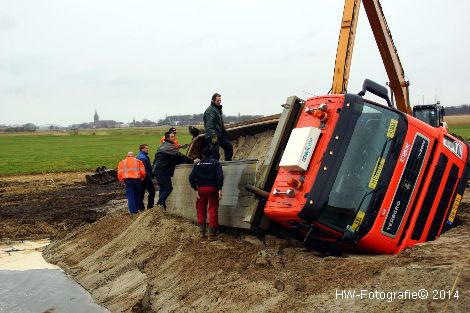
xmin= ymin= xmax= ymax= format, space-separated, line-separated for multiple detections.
xmin=1 ymin=170 xmax=470 ymax=312
xmin=0 ymin=173 xmax=124 ymax=240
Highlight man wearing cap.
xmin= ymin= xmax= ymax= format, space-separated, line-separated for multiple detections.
xmin=117 ymin=152 xmax=146 ymax=215
xmin=189 ymin=147 xmax=224 ymax=240
xmin=153 ymin=131 xmax=199 ymax=210
xmin=160 ymin=127 xmax=181 ymax=149
xmin=203 ymin=93 xmax=233 ymax=161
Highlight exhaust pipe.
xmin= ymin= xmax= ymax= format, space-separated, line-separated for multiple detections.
xmin=245 ymin=184 xmax=270 ymax=199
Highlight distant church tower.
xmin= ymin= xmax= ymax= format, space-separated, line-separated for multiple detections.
xmin=94 ymin=109 xmax=100 ymax=123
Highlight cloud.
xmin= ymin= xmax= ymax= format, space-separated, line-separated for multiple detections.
xmin=0 ymin=15 xmax=15 ymax=30
xmin=0 ymin=55 xmax=53 ymax=76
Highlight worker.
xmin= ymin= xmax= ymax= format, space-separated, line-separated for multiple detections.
xmin=137 ymin=143 xmax=155 ymax=210
xmin=117 ymin=152 xmax=146 ymax=215
xmin=153 ymin=131 xmax=199 ymax=210
xmin=159 ymin=127 xmax=188 ymax=149
xmin=189 ymin=147 xmax=224 ymax=240
xmin=203 ymin=93 xmax=233 ymax=161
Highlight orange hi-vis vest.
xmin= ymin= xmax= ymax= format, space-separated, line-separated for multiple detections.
xmin=160 ymin=136 xmax=180 ymax=149
xmin=117 ymin=157 xmax=146 ymax=181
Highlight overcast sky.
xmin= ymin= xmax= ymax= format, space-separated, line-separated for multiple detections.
xmin=1 ymin=0 xmax=469 ymax=126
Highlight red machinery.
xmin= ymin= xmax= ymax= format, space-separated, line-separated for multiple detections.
xmin=264 ymin=80 xmax=469 ymax=254
xmin=262 ymin=0 xmax=470 ymax=254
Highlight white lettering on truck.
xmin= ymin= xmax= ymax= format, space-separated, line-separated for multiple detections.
xmin=399 ymin=142 xmax=410 ymax=163
xmin=386 ymin=200 xmax=401 ymax=231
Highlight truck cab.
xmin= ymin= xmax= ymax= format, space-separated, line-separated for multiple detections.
xmin=264 ymin=82 xmax=469 ymax=254
xmin=412 ymin=102 xmax=446 ymax=128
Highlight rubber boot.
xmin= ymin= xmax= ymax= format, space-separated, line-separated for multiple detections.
xmin=198 ymin=224 xmax=206 ymax=238
xmin=208 ymin=228 xmax=218 ymax=241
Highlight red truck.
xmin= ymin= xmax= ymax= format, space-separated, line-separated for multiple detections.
xmin=264 ymin=80 xmax=469 ymax=254
xmin=263 ymin=0 xmax=469 ymax=254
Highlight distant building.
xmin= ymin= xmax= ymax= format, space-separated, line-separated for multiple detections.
xmin=94 ymin=109 xmax=100 ymax=123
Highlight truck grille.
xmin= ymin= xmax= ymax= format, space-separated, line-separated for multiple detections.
xmin=426 ymin=164 xmax=459 ymax=241
xmin=382 ymin=134 xmax=429 ymax=238
xmin=411 ymin=154 xmax=448 ymax=240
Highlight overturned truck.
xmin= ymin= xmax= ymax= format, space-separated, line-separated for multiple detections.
xmin=164 ymin=91 xmax=470 ymax=255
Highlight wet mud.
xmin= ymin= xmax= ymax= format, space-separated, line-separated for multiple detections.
xmin=0 ymin=173 xmax=124 ymax=240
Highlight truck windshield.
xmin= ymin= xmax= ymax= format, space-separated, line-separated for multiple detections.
xmin=413 ymin=108 xmax=437 ymax=127
xmin=318 ymin=102 xmax=402 ymax=231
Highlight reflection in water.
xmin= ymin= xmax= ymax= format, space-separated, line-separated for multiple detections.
xmin=0 ymin=240 xmax=109 ymax=313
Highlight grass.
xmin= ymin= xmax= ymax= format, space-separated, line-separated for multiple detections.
xmin=0 ymin=127 xmax=192 ymax=176
xmin=1 ymin=118 xmax=470 ymax=176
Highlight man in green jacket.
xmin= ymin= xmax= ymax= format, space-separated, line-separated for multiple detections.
xmin=203 ymin=93 xmax=233 ymax=161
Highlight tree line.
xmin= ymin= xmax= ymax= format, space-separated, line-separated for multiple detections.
xmin=0 ymin=113 xmax=264 ymax=132
xmin=4 ymin=105 xmax=469 ymax=132
xmin=443 ymin=104 xmax=470 ymax=116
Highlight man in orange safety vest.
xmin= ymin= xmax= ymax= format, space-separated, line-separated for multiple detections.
xmin=118 ymin=152 xmax=146 ymax=215
xmin=159 ymin=127 xmax=188 ymax=149
xmin=160 ymin=127 xmax=180 ymax=148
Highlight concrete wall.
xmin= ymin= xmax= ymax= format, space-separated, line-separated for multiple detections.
xmin=165 ymin=159 xmax=258 ymax=229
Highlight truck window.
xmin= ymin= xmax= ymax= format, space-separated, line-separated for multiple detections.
xmin=318 ymin=103 xmax=402 ymax=230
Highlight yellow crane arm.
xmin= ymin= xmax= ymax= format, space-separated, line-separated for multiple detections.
xmin=331 ymin=0 xmax=412 ymax=115
xmin=331 ymin=0 xmax=361 ymax=95
xmin=362 ymin=0 xmax=411 ymax=114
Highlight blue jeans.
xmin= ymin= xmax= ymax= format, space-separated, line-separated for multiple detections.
xmin=156 ymin=175 xmax=173 ymax=208
xmin=125 ymin=179 xmax=142 ymax=214
xmin=139 ymin=175 xmax=156 ymax=210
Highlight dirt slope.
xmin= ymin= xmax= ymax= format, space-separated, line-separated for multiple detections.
xmin=44 ymin=197 xmax=470 ymax=312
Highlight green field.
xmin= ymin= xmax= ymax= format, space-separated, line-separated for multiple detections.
xmin=0 ymin=128 xmax=192 ymax=176
xmin=448 ymin=125 xmax=470 ymax=140
xmin=1 ymin=123 xmax=470 ymax=176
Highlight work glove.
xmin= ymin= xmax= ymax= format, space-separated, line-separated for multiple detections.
xmin=211 ymin=135 xmax=218 ymax=144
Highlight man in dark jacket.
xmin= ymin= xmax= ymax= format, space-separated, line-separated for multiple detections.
xmin=203 ymin=93 xmax=233 ymax=161
xmin=137 ymin=143 xmax=155 ymax=210
xmin=189 ymin=147 xmax=224 ymax=240
xmin=153 ymin=131 xmax=198 ymax=209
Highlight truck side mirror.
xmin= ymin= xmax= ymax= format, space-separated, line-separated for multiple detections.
xmin=358 ymin=79 xmax=392 ymax=108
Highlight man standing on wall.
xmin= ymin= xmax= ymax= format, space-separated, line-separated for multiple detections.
xmin=117 ymin=152 xmax=146 ymax=215
xmin=203 ymin=93 xmax=233 ymax=161
xmin=189 ymin=147 xmax=224 ymax=240
xmin=153 ymin=131 xmax=199 ymax=210
xmin=137 ymin=143 xmax=155 ymax=210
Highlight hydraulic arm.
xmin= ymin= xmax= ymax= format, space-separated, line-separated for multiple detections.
xmin=331 ymin=0 xmax=412 ymax=115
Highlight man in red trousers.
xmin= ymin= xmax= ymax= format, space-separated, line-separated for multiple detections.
xmin=189 ymin=147 xmax=224 ymax=240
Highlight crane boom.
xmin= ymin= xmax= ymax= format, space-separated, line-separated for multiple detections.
xmin=331 ymin=0 xmax=361 ymax=95
xmin=331 ymin=0 xmax=412 ymax=115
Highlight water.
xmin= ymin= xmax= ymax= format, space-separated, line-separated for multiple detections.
xmin=0 ymin=240 xmax=109 ymax=313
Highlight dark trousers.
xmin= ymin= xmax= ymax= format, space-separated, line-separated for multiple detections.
xmin=207 ymin=136 xmax=233 ymax=161
xmin=124 ymin=179 xmax=142 ymax=214
xmin=196 ymin=186 xmax=219 ymax=228
xmin=156 ymin=175 xmax=173 ymax=208
xmin=139 ymin=176 xmax=155 ymax=210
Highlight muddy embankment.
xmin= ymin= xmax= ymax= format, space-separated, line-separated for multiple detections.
xmin=43 ymin=199 xmax=470 ymax=312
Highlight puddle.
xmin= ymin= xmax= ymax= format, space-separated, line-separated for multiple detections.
xmin=0 ymin=239 xmax=58 ymax=271
xmin=0 ymin=240 xmax=109 ymax=313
